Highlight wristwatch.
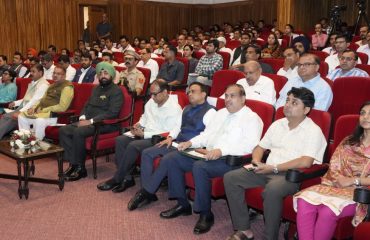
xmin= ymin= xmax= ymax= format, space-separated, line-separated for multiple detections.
xmin=272 ymin=165 xmax=279 ymax=174
xmin=354 ymin=178 xmax=361 ymax=187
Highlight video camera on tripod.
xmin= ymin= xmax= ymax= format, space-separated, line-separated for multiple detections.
xmin=327 ymin=5 xmax=347 ymax=35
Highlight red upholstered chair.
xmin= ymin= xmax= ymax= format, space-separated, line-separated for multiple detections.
xmin=355 ymin=64 xmax=370 ymax=75
xmin=319 ymin=61 xmax=329 ymax=78
xmin=209 ymin=70 xmax=245 ymax=98
xmin=152 ymin=58 xmax=165 ymax=69
xmin=322 ymin=76 xmax=333 ymax=89
xmin=260 ymin=58 xmax=284 ymax=74
xmin=352 ymin=35 xmax=361 ymax=43
xmin=348 ymin=42 xmax=360 ymax=51
xmin=130 ymin=67 xmax=151 ymax=125
xmin=71 ymin=64 xmax=81 ymax=70
xmin=280 ymin=39 xmax=288 ymax=49
xmin=329 ymin=76 xmax=370 ymax=125
xmin=113 ymin=52 xmax=124 ymax=64
xmin=308 ymin=50 xmax=329 ymax=62
xmin=114 ymin=66 xmax=126 ymax=72
xmin=226 ymin=40 xmax=241 ymax=50
xmin=167 ymin=57 xmax=190 ymax=92
xmin=255 ymin=39 xmax=266 ymax=47
xmin=244 ymin=107 xmax=331 ymax=239
xmin=357 ymin=52 xmax=368 ymax=64
xmin=194 ymin=51 xmax=205 ymax=60
xmin=16 ymin=78 xmax=33 ymax=100
xmin=218 ymin=51 xmax=231 ymax=69
xmin=185 ymin=99 xmax=275 ymax=199
xmin=261 ymin=73 xmax=288 ymax=99
xmin=354 ymin=221 xmax=370 ymax=240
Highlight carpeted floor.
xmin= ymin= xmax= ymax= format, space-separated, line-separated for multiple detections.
xmin=0 ymin=154 xmax=285 ymax=240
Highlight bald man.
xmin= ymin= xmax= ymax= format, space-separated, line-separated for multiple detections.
xmin=221 ymin=61 xmax=276 ymax=105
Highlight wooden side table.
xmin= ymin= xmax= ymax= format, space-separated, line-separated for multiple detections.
xmin=0 ymin=140 xmax=64 ymax=199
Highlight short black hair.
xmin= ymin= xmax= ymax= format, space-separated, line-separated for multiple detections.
xmin=119 ymin=35 xmax=129 ymax=42
xmin=61 ymin=48 xmax=70 ymax=56
xmin=189 ymin=82 xmax=209 ymax=95
xmin=247 ymin=44 xmax=262 ymax=56
xmin=335 ymin=34 xmax=350 ymax=43
xmin=3 ymin=69 xmax=17 ymax=82
xmin=29 ymin=56 xmax=39 ymax=63
xmin=48 ymin=45 xmax=57 ymax=51
xmin=342 ymin=49 xmax=358 ymax=61
xmin=287 ymin=87 xmax=315 ymax=109
xmin=82 ymin=52 xmax=92 ymax=60
xmin=207 ymin=39 xmax=219 ymax=51
xmin=102 ymin=52 xmax=113 ymax=60
xmin=58 ymin=55 xmax=70 ymax=63
xmin=32 ymin=63 xmax=44 ymax=74
xmin=285 ymin=47 xmax=300 ymax=55
xmin=167 ymin=45 xmax=178 ymax=56
xmin=226 ymin=84 xmax=246 ymax=97
xmin=14 ymin=51 xmax=23 ymax=59
xmin=89 ymin=49 xmax=98 ymax=58
xmin=0 ymin=55 xmax=7 ymax=62
xmin=300 ymin=53 xmax=321 ymax=65
xmin=152 ymin=80 xmax=169 ymax=92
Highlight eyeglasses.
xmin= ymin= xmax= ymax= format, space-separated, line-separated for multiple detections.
xmin=124 ymin=57 xmax=135 ymax=61
xmin=149 ymin=89 xmax=163 ymax=97
xmin=339 ymin=56 xmax=355 ymax=61
xmin=297 ymin=62 xmax=317 ymax=68
xmin=186 ymin=89 xmax=201 ymax=95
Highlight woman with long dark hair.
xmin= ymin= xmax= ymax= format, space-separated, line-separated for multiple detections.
xmin=261 ymin=33 xmax=282 ymax=58
xmin=294 ymin=101 xmax=370 ymax=240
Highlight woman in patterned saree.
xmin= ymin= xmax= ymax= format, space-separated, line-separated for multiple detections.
xmin=294 ymin=101 xmax=370 ymax=240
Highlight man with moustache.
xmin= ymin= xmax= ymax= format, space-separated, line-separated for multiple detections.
xmin=72 ymin=52 xmax=96 ymax=84
xmin=60 ymin=62 xmax=124 ymax=181
xmin=118 ymin=50 xmax=145 ymax=95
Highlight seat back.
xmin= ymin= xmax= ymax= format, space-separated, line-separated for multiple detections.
xmin=261 ymin=73 xmax=288 ymax=98
xmin=355 ymin=64 xmax=370 ymax=75
xmin=329 ymin=76 xmax=370 ymax=124
xmin=15 ymin=78 xmax=33 ymax=100
xmin=152 ymin=58 xmax=165 ymax=69
xmin=357 ymin=52 xmax=369 ymax=64
xmin=275 ymin=107 xmax=331 ymax=141
xmin=118 ymin=86 xmax=133 ymax=127
xmin=194 ymin=51 xmax=205 ymax=60
xmin=113 ymin=52 xmax=124 ymax=64
xmin=260 ymin=58 xmax=284 ymax=73
xmin=176 ymin=57 xmax=189 ymax=82
xmin=319 ymin=61 xmax=329 ymax=78
xmin=210 ymin=70 xmax=245 ymax=97
xmin=218 ymin=51 xmax=230 ymax=69
xmin=114 ymin=66 xmax=126 ymax=72
xmin=309 ymin=50 xmax=329 ymax=62
xmin=169 ymin=91 xmax=189 ymax=108
xmin=70 ymin=83 xmax=95 ymax=115
xmin=348 ymin=42 xmax=360 ymax=51
xmin=136 ymin=67 xmax=151 ymax=96
xmin=226 ymin=40 xmax=241 ymax=50
xmin=216 ymin=98 xmax=275 ymax=137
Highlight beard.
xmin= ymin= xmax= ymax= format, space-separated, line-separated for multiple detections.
xmin=99 ymin=77 xmax=113 ymax=86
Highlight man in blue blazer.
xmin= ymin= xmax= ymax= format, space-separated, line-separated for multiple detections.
xmin=72 ymin=52 xmax=96 ymax=83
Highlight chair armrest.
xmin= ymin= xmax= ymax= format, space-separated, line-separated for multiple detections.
xmin=354 ymin=187 xmax=370 ymax=204
xmin=50 ymin=109 xmax=76 ymax=118
xmin=285 ymin=164 xmax=329 ymax=183
xmin=0 ymin=102 xmax=11 ymax=108
xmin=93 ymin=113 xmax=132 ymax=127
xmin=69 ymin=115 xmax=80 ymax=123
xmin=168 ymin=84 xmax=188 ymax=91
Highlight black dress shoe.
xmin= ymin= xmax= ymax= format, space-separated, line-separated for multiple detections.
xmin=160 ymin=204 xmax=192 ymax=219
xmin=127 ymin=189 xmax=158 ymax=211
xmin=112 ymin=178 xmax=135 ymax=193
xmin=64 ymin=166 xmax=87 ymax=182
xmin=97 ymin=178 xmax=120 ymax=191
xmin=193 ymin=212 xmax=214 ymax=234
xmin=63 ymin=165 xmax=77 ymax=177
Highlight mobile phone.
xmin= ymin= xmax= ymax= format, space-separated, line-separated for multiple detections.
xmin=243 ymin=163 xmax=257 ymax=171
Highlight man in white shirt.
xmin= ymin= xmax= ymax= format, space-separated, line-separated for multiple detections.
xmin=193 ymin=39 xmax=206 ymax=54
xmin=276 ymin=54 xmax=333 ymax=111
xmin=0 ymin=64 xmax=49 ymax=139
xmin=97 ymin=80 xmax=182 ymax=193
xmin=11 ymin=52 xmax=28 ymax=78
xmin=355 ymin=26 xmax=368 ymax=47
xmin=177 ymin=34 xmax=186 ymax=54
xmin=160 ymin=84 xmax=263 ymax=235
xmin=217 ymin=36 xmax=232 ymax=56
xmin=58 ymin=55 xmax=76 ymax=81
xmin=118 ymin=35 xmax=135 ymax=53
xmin=137 ymin=48 xmax=159 ymax=83
xmin=322 ymin=33 xmax=337 ymax=55
xmin=41 ymin=54 xmax=55 ymax=80
xmin=327 ymin=50 xmax=369 ymax=81
xmin=102 ymin=37 xmax=120 ymax=53
xmin=221 ymin=61 xmax=276 ymax=105
xmin=326 ymin=35 xmax=361 ymax=73
xmin=277 ymin=47 xmax=300 ymax=79
xmin=357 ymin=31 xmax=370 ymax=64
xmin=225 ymin=87 xmax=327 ymax=240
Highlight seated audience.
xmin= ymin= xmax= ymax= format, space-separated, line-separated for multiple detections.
xmin=71 ymin=49 xmax=82 ymax=64
xmin=60 ymin=62 xmax=124 ymax=181
xmin=357 ymin=31 xmax=370 ymax=64
xmin=294 ymin=101 xmax=370 ymax=240
xmin=102 ymin=52 xmax=118 ymax=66
xmin=276 ymin=54 xmax=333 ymax=111
xmin=23 ymin=57 xmax=40 ymax=78
xmin=284 ymin=24 xmax=299 ymax=45
xmin=60 ymin=48 xmax=70 ymax=57
xmin=177 ymin=34 xmax=187 ymax=54
xmin=97 ymin=80 xmax=182 ymax=192
xmin=137 ymin=48 xmax=159 ymax=83
xmin=0 ymin=69 xmax=17 ymax=113
xmin=277 ymin=47 xmax=300 ymax=79
xmin=40 ymin=53 xmax=55 ymax=80
xmin=72 ymin=52 xmax=96 ymax=84
xmin=327 ymin=50 xmax=369 ymax=81
xmin=47 ymin=45 xmax=58 ymax=62
xmin=193 ymin=38 xmax=206 ymax=54
xmin=311 ymin=23 xmax=328 ymax=50
xmin=58 ymin=55 xmax=76 ymax=81
xmin=230 ymin=32 xmax=251 ymax=66
xmin=355 ymin=26 xmax=369 ymax=47
xmin=24 ymin=48 xmax=38 ymax=64
xmin=261 ymin=33 xmax=282 ymax=58
xmin=188 ymin=39 xmax=223 ymax=86
xmin=183 ymin=44 xmax=198 ymax=74
xmin=11 ymin=51 xmax=28 ymax=78
xmin=292 ymin=36 xmax=310 ymax=55
xmin=0 ymin=64 xmax=49 ymax=139
xmin=0 ymin=55 xmax=10 ymax=78
xmin=224 ymin=87 xmax=326 ymax=240
xmin=153 ymin=37 xmax=168 ymax=55
xmin=133 ymin=37 xmax=141 ymax=49
xmin=89 ymin=49 xmax=100 ymax=65
xmin=102 ymin=37 xmax=120 ymax=53
xmin=127 ymin=82 xmax=216 ymax=210
xmin=245 ymin=45 xmax=274 ymax=73
xmin=118 ymin=50 xmax=145 ymax=95
xmin=156 ymin=45 xmax=185 ymax=86
xmin=118 ymin=35 xmax=135 ymax=53
xmin=160 ymin=84 xmax=262 ymax=234
xmin=18 ymin=66 xmax=74 ymax=140
xmin=217 ymin=37 xmax=232 ymax=55
xmin=322 ymin=33 xmax=337 ymax=55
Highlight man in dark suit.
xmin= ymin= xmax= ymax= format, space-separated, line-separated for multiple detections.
xmin=72 ymin=52 xmax=96 ymax=83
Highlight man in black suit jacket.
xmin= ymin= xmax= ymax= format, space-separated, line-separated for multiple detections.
xmin=72 ymin=52 xmax=96 ymax=83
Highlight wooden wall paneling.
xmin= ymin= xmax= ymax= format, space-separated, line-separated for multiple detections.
xmin=0 ymin=0 xmax=21 ymax=59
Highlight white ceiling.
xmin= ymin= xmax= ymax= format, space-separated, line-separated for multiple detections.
xmin=146 ymin=0 xmax=242 ymax=4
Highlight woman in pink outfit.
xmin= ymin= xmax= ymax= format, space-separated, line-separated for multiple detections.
xmin=294 ymin=101 xmax=370 ymax=240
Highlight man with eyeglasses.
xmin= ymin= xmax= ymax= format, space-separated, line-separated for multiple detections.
xmin=97 ymin=80 xmax=182 ymax=193
xmin=277 ymin=47 xmax=300 ymax=79
xmin=127 ymin=82 xmax=216 ymax=211
xmin=137 ymin=48 xmax=159 ymax=83
xmin=357 ymin=31 xmax=370 ymax=64
xmin=325 ymin=35 xmax=362 ymax=73
xmin=327 ymin=50 xmax=368 ymax=81
xmin=276 ymin=53 xmax=333 ymax=111
xmin=355 ymin=26 xmax=369 ymax=47
xmin=117 ymin=50 xmax=145 ymax=95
